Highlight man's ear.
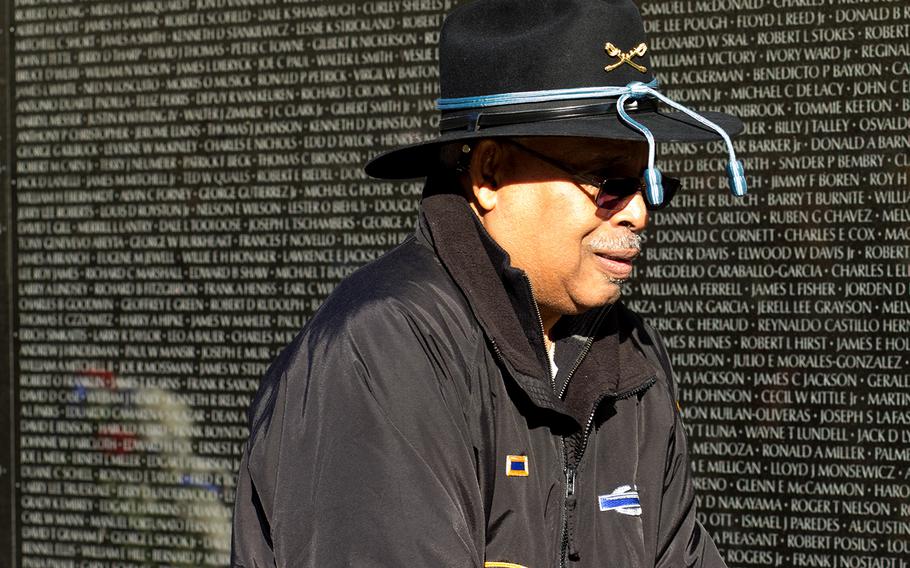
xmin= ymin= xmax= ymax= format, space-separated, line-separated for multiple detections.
xmin=468 ymin=140 xmax=505 ymax=214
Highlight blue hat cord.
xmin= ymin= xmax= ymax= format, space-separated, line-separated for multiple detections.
xmin=618 ymin=81 xmax=747 ymax=205
xmin=437 ymin=78 xmax=747 ymax=207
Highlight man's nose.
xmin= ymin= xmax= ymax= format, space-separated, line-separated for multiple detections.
xmin=610 ymin=192 xmax=649 ymax=232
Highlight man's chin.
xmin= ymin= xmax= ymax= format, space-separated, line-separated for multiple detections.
xmin=599 ymin=285 xmax=623 ymax=307
xmin=573 ymin=281 xmax=623 ymax=313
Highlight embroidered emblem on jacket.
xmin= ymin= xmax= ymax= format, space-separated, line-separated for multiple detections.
xmin=598 ymin=485 xmax=641 ymax=516
xmin=505 ymin=455 xmax=529 ymax=477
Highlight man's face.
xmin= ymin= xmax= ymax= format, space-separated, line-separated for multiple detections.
xmin=468 ymin=137 xmax=650 ymax=323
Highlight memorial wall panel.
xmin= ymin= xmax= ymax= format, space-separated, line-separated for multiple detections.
xmin=2 ymin=1 xmax=16 ymax=566
xmin=9 ymin=0 xmax=452 ymax=565
xmin=626 ymin=3 xmax=910 ymax=566
xmin=1 ymin=0 xmax=908 ymax=566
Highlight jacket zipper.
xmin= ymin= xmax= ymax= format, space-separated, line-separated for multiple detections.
xmin=557 ymin=306 xmax=613 ymax=567
xmin=521 ymin=276 xmax=577 ymax=568
xmin=556 ymin=304 xmax=611 ymax=400
xmin=579 ymin=377 xmax=657 ymax=467
xmin=560 ymin=462 xmax=576 ymax=568
xmin=560 ymin=377 xmax=656 ymax=567
xmin=499 ymin=277 xmax=648 ymax=567
xmin=557 ymin=329 xmax=594 ymax=568
xmin=488 ymin=337 xmax=506 ymax=363
xmin=557 ymin=309 xmax=611 ymax=567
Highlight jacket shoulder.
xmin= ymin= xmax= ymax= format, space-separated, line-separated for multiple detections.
xmin=308 ymin=235 xmax=476 ymax=339
xmin=332 ymin=236 xmax=453 ymax=307
xmin=245 ymin=235 xmax=482 ymax=456
xmin=235 ymin=240 xmax=488 ymax=567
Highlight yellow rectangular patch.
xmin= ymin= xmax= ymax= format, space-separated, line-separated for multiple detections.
xmin=485 ymin=562 xmax=528 ymax=568
xmin=505 ymin=455 xmax=529 ymax=477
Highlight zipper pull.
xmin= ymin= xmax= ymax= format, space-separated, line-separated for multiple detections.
xmin=564 ymin=466 xmax=580 ymax=562
xmin=565 ymin=467 xmax=577 ymax=503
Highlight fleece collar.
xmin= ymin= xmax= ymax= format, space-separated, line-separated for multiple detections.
xmin=418 ymin=178 xmax=655 ymax=426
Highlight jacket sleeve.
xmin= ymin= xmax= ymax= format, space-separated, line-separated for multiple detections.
xmin=646 ymin=326 xmax=728 ymax=568
xmin=231 ymin=303 xmax=486 ymax=567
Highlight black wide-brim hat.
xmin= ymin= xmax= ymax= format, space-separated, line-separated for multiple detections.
xmin=366 ymin=0 xmax=744 ymax=180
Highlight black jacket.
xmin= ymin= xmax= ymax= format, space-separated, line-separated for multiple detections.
xmin=232 ymin=182 xmax=726 ymax=567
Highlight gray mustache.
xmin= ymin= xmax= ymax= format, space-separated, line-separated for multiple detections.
xmin=588 ymin=231 xmax=644 ymax=252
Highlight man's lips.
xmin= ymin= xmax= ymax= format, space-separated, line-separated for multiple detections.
xmin=593 ymin=249 xmax=639 ymax=278
xmin=595 ymin=248 xmax=639 ymax=261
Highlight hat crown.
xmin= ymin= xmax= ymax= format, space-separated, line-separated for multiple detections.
xmin=364 ymin=0 xmax=743 ymax=181
xmin=439 ymin=0 xmax=653 ymax=99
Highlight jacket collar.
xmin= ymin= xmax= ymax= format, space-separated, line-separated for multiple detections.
xmin=418 ymin=177 xmax=655 ymax=425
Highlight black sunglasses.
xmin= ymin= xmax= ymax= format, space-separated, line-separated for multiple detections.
xmin=503 ymin=140 xmax=679 ymax=211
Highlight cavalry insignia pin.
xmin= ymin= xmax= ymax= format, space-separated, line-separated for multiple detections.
xmin=506 ymin=455 xmax=529 ymax=477
xmin=604 ymin=42 xmax=648 ymax=73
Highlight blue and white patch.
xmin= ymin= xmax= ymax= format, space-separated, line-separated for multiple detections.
xmin=598 ymin=485 xmax=641 ymax=516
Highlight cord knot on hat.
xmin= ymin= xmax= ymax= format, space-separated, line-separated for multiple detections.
xmin=626 ymin=81 xmax=652 ymax=97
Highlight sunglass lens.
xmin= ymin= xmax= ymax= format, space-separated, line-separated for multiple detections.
xmin=594 ymin=178 xmax=641 ymax=210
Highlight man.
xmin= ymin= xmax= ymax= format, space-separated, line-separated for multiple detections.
xmin=232 ymin=0 xmax=746 ymax=566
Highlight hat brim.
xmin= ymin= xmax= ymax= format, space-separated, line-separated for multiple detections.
xmin=365 ymin=108 xmax=743 ymax=179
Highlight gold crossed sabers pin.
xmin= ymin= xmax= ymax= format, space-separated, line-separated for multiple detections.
xmin=604 ymin=42 xmax=648 ymax=73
